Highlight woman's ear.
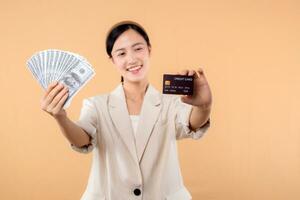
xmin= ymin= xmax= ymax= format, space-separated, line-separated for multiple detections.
xmin=110 ymin=56 xmax=115 ymax=64
xmin=148 ymin=46 xmax=152 ymax=55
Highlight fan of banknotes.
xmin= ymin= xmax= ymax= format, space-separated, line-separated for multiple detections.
xmin=26 ymin=49 xmax=95 ymax=108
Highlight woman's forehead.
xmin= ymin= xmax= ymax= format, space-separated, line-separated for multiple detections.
xmin=112 ymin=29 xmax=146 ymax=51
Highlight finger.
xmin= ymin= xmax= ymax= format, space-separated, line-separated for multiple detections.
xmin=41 ymin=82 xmax=61 ymax=111
xmin=42 ymin=81 xmax=59 ymax=100
xmin=188 ymin=70 xmax=195 ymax=76
xmin=48 ymin=87 xmax=69 ymax=109
xmin=196 ymin=67 xmax=205 ymax=77
xmin=198 ymin=67 xmax=204 ymax=73
xmin=179 ymin=69 xmax=188 ymax=75
xmin=180 ymin=95 xmax=193 ymax=104
xmin=44 ymin=83 xmax=66 ymax=106
xmin=52 ymin=92 xmax=69 ymax=113
xmin=196 ymin=68 xmax=210 ymax=87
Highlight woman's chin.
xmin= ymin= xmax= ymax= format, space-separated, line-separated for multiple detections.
xmin=124 ymin=75 xmax=147 ymax=83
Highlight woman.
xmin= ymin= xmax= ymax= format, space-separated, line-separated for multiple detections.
xmin=41 ymin=21 xmax=212 ymax=200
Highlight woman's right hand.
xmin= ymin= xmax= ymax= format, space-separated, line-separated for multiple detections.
xmin=41 ymin=81 xmax=69 ymax=118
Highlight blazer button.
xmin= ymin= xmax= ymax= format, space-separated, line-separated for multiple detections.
xmin=133 ymin=188 xmax=141 ymax=196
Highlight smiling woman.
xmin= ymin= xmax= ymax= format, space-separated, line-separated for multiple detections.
xmin=106 ymin=21 xmax=152 ymax=83
xmin=40 ymin=20 xmax=212 ymax=200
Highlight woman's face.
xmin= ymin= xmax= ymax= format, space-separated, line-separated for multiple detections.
xmin=111 ymin=29 xmax=151 ymax=83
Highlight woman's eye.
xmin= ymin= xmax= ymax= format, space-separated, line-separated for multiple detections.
xmin=135 ymin=47 xmax=143 ymax=51
xmin=117 ymin=52 xmax=125 ymax=57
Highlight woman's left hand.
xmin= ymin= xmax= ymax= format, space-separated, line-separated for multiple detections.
xmin=179 ymin=68 xmax=212 ymax=109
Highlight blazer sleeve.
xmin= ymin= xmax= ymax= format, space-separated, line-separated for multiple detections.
xmin=174 ymin=97 xmax=210 ymax=140
xmin=71 ymin=98 xmax=98 ymax=153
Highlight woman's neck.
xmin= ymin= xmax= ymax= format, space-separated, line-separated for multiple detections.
xmin=122 ymin=79 xmax=149 ymax=101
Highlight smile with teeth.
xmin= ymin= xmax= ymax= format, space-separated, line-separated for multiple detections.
xmin=127 ymin=65 xmax=142 ymax=72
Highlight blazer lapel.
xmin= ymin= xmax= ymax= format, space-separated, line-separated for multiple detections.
xmin=108 ymin=84 xmax=138 ymax=164
xmin=108 ymin=83 xmax=162 ymax=164
xmin=135 ymin=85 xmax=162 ymax=163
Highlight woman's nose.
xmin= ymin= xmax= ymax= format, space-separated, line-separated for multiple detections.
xmin=127 ymin=51 xmax=137 ymax=64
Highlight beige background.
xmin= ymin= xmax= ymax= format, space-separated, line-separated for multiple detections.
xmin=1 ymin=0 xmax=299 ymax=199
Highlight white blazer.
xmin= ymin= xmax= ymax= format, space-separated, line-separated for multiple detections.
xmin=71 ymin=83 xmax=210 ymax=200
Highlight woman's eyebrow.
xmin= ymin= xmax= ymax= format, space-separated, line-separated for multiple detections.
xmin=113 ymin=48 xmax=125 ymax=53
xmin=113 ymin=42 xmax=145 ymax=53
xmin=132 ymin=42 xmax=145 ymax=47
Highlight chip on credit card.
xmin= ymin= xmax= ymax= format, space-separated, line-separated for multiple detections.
xmin=163 ymin=74 xmax=194 ymax=95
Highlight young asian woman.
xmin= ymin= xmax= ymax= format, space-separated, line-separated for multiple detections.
xmin=41 ymin=21 xmax=212 ymax=200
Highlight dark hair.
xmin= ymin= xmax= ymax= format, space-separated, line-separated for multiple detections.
xmin=106 ymin=21 xmax=151 ymax=58
xmin=106 ymin=21 xmax=151 ymax=83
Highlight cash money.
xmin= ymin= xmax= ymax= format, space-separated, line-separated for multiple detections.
xmin=26 ymin=49 xmax=95 ymax=108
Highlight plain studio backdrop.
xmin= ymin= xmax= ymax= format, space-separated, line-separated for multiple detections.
xmin=0 ymin=0 xmax=299 ymax=199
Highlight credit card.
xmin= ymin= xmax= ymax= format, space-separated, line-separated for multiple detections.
xmin=163 ymin=74 xmax=194 ymax=95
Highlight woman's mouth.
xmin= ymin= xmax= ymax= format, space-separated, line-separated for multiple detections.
xmin=127 ymin=65 xmax=142 ymax=74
